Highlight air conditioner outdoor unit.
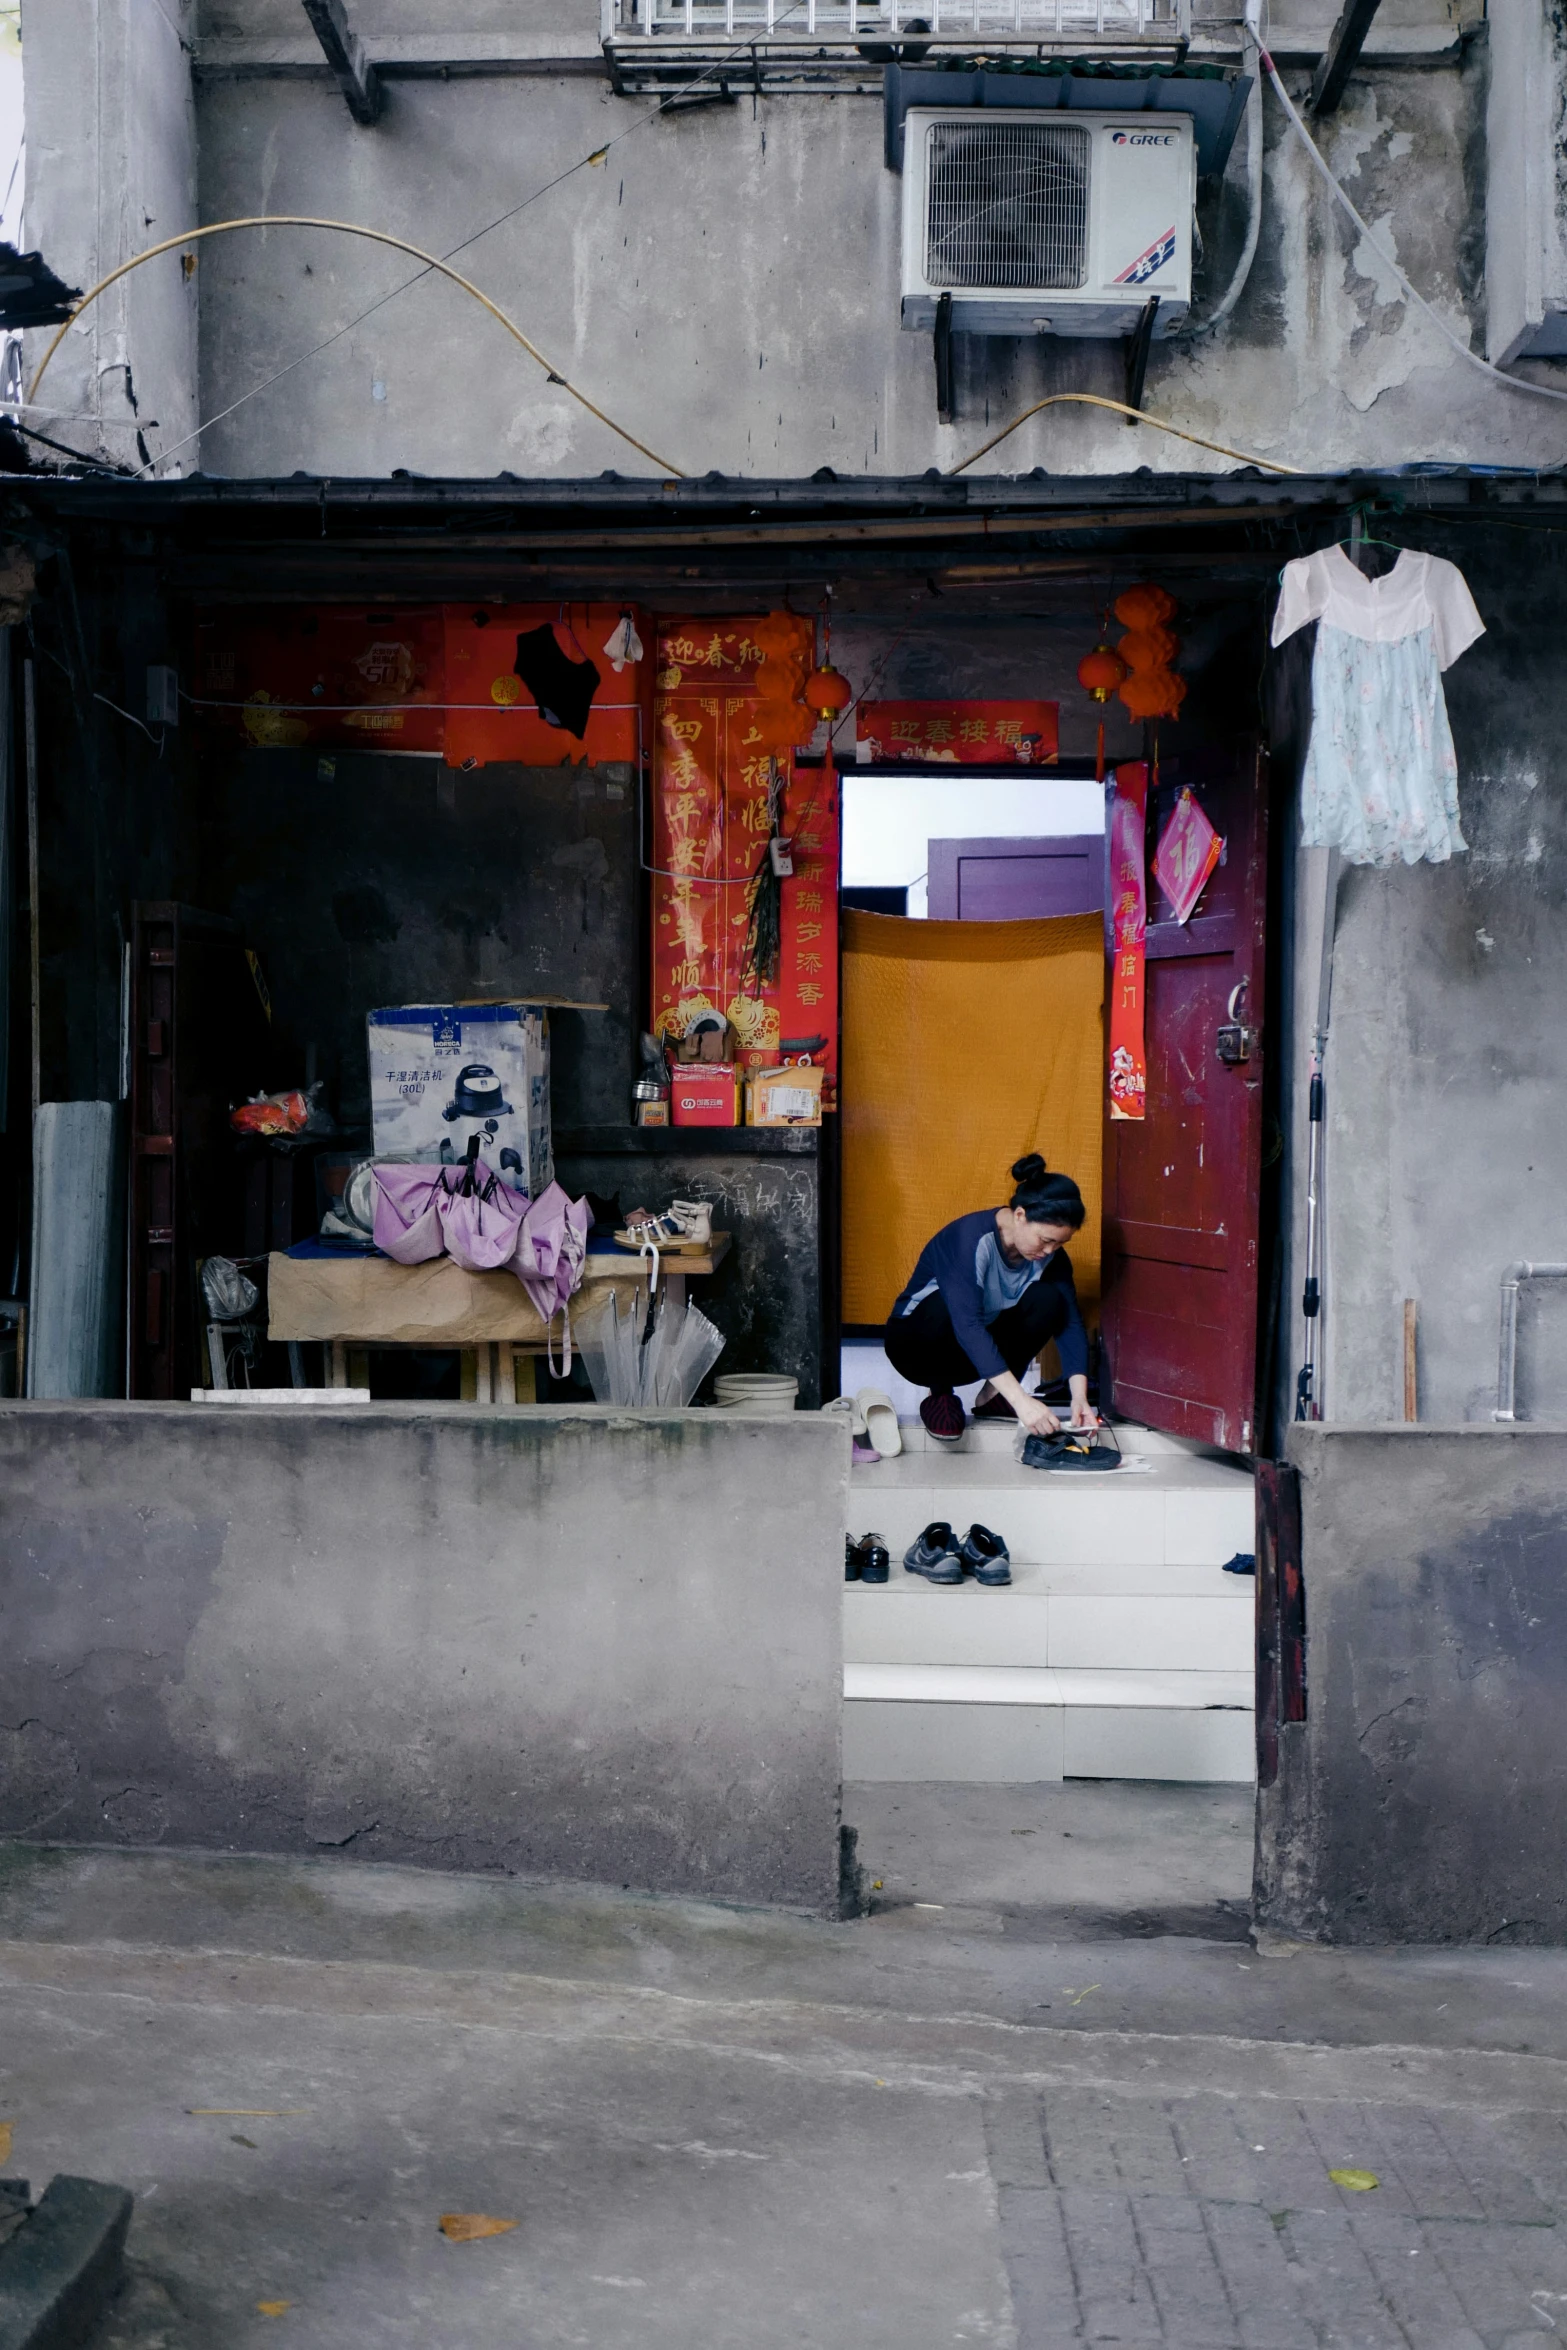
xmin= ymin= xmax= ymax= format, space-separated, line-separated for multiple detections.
xmin=900 ymin=109 xmax=1194 ymax=339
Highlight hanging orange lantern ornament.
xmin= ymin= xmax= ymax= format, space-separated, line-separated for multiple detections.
xmin=1113 ymin=583 xmax=1185 ymax=728
xmin=1077 ymin=631 xmax=1129 ymax=781
xmin=804 ymin=661 xmax=851 ymax=723
xmin=804 ymin=605 xmax=852 ymax=789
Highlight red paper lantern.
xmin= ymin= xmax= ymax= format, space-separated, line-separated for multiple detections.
xmin=1077 ymin=642 xmax=1128 ymax=703
xmin=804 ymin=662 xmax=852 ymax=721
xmin=1113 ymin=583 xmax=1184 ymax=723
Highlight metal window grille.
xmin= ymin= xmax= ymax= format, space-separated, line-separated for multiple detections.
xmin=604 ymin=0 xmax=1187 ymax=40
xmin=924 ymin=119 xmax=1089 ymax=291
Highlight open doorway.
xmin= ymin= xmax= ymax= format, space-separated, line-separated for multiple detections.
xmin=831 ymin=594 xmax=1269 ymax=1793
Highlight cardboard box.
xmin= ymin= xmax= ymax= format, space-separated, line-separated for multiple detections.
xmin=671 ymin=1065 xmax=739 ymax=1127
xmin=747 ymin=1065 xmax=825 ymax=1127
xmin=368 ymin=1002 xmax=553 ymax=1194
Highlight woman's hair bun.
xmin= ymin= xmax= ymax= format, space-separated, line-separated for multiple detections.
xmin=1010 ymin=1151 xmax=1048 ymax=1186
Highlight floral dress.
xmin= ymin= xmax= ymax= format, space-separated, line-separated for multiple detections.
xmin=1271 ymin=547 xmax=1485 ymax=868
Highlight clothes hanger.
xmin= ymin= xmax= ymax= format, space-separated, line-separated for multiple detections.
xmin=1277 ymin=511 xmax=1406 ymax=583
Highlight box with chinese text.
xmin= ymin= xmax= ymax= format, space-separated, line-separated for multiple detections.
xmin=367 ymin=1003 xmax=553 ymax=1194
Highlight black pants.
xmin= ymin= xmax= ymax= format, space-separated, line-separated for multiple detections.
xmin=883 ymin=1282 xmax=1071 ymax=1394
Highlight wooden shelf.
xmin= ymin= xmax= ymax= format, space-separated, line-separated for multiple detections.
xmin=556 ymin=1125 xmax=819 ymax=1158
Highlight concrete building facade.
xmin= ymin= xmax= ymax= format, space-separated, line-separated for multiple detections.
xmin=10 ymin=0 xmax=1567 ymax=1934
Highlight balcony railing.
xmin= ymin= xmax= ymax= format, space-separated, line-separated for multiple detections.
xmin=602 ymin=0 xmax=1189 ymax=47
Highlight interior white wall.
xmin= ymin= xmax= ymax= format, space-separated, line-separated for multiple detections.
xmin=842 ymin=772 xmax=1106 ymax=912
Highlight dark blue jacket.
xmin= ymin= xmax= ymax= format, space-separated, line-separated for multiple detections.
xmin=891 ymin=1207 xmax=1088 ymax=1383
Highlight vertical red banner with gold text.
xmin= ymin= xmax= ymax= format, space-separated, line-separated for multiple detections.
xmin=1108 ymin=761 xmax=1148 ymax=1122
xmin=650 ymin=620 xmax=838 ymax=1092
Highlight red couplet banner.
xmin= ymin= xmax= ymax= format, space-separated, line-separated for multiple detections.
xmin=1108 ymin=762 xmax=1148 ymax=1122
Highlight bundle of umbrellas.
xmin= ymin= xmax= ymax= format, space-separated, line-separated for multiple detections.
xmin=574 ymin=1256 xmax=725 ymax=1409
xmin=372 ymin=1140 xmax=588 ymax=1328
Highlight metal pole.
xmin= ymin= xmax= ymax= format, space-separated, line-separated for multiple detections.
xmin=1295 ymin=1063 xmax=1323 ymax=1419
xmin=24 ymin=655 xmax=38 ymax=1121
xmin=1493 ymin=1262 xmax=1567 ymax=1421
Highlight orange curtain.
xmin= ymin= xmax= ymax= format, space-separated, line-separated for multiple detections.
xmin=841 ymin=909 xmax=1104 ymax=1328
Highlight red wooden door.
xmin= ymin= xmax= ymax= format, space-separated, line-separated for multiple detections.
xmin=1100 ymin=746 xmax=1268 ymax=1453
xmin=927 ymin=834 xmax=1104 ymax=920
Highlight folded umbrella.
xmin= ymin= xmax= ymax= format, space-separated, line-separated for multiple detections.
xmin=372 ymin=1163 xmax=451 ymax=1264
xmin=438 ymin=1141 xmax=527 ymax=1274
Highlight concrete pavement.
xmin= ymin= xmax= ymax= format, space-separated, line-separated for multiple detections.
xmin=3 ymin=1785 xmax=1567 ymax=2345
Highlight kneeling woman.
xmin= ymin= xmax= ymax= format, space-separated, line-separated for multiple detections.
xmin=884 ymin=1153 xmax=1097 ymax=1446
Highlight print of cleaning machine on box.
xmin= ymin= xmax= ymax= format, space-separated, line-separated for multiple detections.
xmin=368 ymin=1004 xmax=553 ymax=1195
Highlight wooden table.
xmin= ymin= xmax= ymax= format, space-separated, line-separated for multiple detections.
xmin=267 ymin=1237 xmax=731 ymax=1400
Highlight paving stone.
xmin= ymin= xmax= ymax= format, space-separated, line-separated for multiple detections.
xmin=1005 ymin=2093 xmax=1567 ymax=2347
xmin=984 ymin=2090 xmax=1053 ymax=2191
xmin=1058 ymin=2188 xmax=1166 ymax=2340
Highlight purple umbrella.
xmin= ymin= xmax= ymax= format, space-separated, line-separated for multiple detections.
xmin=372 ymin=1163 xmax=451 ymax=1264
xmin=437 ymin=1143 xmax=527 ymax=1274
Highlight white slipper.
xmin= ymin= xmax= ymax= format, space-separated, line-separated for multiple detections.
xmin=854 ymin=1386 xmax=903 ymax=1459
xmin=823 ymin=1393 xmax=868 ymax=1437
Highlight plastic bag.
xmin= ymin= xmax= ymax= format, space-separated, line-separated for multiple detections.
xmin=201 ymin=1256 xmax=259 ymax=1322
xmin=231 ymin=1080 xmax=332 ymax=1138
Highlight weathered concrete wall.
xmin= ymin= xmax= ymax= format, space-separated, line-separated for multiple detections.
xmin=187 ymin=744 xmax=641 ymax=1131
xmin=24 ymin=0 xmax=200 ymax=473
xmin=62 ymin=3 xmax=1539 ymax=480
xmin=1272 ymin=531 xmax=1567 ymax=1430
xmin=0 ymin=1403 xmax=848 ymax=1908
xmin=1257 ymin=1424 xmax=1567 ymax=1945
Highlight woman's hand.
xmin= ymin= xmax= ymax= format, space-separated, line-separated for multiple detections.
xmin=1066 ymin=1374 xmax=1099 ymax=1431
xmin=1016 ymin=1393 xmax=1062 ymax=1438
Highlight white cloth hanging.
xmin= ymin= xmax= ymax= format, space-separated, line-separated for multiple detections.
xmin=1271 ymin=546 xmax=1485 ymax=868
xmin=603 ymin=614 xmax=644 ymax=673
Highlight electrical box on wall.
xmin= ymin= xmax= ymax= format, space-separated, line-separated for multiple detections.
xmin=900 ymin=109 xmax=1194 ymax=339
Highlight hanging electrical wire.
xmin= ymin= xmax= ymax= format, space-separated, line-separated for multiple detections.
xmin=1173 ymin=0 xmax=1264 ymax=341
xmin=35 ymin=3 xmax=812 ymax=483
xmin=27 ymin=216 xmax=683 ymax=475
xmin=946 ymin=392 xmax=1304 ymax=476
xmin=1253 ymin=31 xmax=1567 ymax=407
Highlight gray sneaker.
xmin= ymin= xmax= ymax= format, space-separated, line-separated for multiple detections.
xmin=904 ymin=1521 xmax=964 ymax=1585
xmin=958 ymin=1523 xmax=1012 ymax=1587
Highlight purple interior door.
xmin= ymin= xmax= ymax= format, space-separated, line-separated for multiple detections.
xmin=927 ymin=835 xmax=1104 ymax=920
xmin=1100 ymin=747 xmax=1268 ymax=1453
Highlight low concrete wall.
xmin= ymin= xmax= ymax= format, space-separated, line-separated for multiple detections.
xmin=0 ymin=1404 xmax=847 ymax=1911
xmin=1257 ymin=1425 xmax=1567 ymax=1945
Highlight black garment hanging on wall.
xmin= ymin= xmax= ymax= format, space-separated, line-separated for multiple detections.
xmin=514 ymin=624 xmax=601 ymax=739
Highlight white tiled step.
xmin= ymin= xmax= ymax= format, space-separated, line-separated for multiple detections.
xmin=845 ymin=1665 xmax=1250 ymax=1707
xmin=848 ymin=1453 xmax=1255 ymax=1574
xmin=842 ymin=1666 xmax=1255 ymax=1785
xmin=844 ymin=1565 xmax=1252 ymax=1671
xmin=882 ymin=1416 xmax=1233 ymax=1460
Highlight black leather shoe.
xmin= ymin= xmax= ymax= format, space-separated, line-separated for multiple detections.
xmin=904 ymin=1522 xmax=963 ymax=1585
xmin=845 ymin=1533 xmax=861 ymax=1582
xmin=959 ymin=1523 xmax=1012 ymax=1586
xmin=854 ymin=1532 xmax=890 ymax=1585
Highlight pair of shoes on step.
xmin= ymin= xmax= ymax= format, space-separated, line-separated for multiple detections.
xmin=904 ymin=1522 xmax=1011 ymax=1587
xmin=845 ymin=1531 xmax=890 ymax=1584
xmin=825 ymin=1388 xmax=901 ymax=1459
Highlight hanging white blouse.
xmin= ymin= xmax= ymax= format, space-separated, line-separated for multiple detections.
xmin=1271 ymin=547 xmax=1485 ymax=868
